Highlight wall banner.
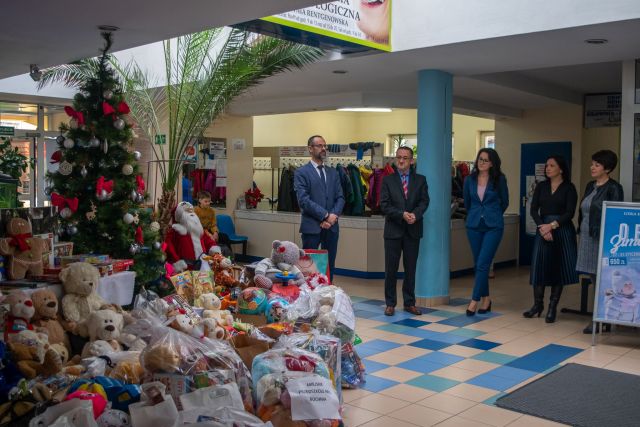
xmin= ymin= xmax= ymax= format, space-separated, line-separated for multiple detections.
xmin=262 ymin=0 xmax=392 ymax=52
xmin=593 ymin=202 xmax=640 ymax=328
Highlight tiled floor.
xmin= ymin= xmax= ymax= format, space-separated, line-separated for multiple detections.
xmin=339 ymin=266 xmax=640 ymax=426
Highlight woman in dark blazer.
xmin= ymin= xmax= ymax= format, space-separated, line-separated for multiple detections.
xmin=576 ymin=150 xmax=623 ymax=333
xmin=463 ymin=148 xmax=509 ymax=316
xmin=524 ymin=155 xmax=578 ymax=323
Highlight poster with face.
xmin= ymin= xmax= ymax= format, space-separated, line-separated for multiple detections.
xmin=594 ymin=202 xmax=640 ymax=326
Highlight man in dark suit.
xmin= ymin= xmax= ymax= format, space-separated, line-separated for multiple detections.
xmin=294 ymin=135 xmax=345 ymax=282
xmin=380 ymin=146 xmax=430 ymax=316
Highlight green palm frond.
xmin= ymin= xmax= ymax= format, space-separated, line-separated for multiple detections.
xmin=37 ymin=59 xmax=102 ymax=90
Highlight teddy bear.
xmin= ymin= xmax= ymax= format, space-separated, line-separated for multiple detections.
xmin=77 ymin=309 xmax=146 ymax=358
xmin=142 ymin=344 xmax=180 ymax=373
xmin=50 ymin=343 xmax=85 ymax=376
xmin=254 ymin=240 xmax=306 ymax=290
xmin=31 ymin=288 xmax=71 ymax=351
xmin=8 ymin=330 xmax=63 ymax=379
xmin=166 ymin=308 xmax=204 ymax=339
xmin=60 ymin=262 xmax=107 ymax=329
xmin=201 ymin=293 xmax=234 ymax=326
xmin=0 ymin=217 xmax=49 ymax=279
xmin=3 ymin=290 xmax=35 ymax=342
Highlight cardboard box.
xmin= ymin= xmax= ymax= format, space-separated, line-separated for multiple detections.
xmin=231 ymin=334 xmax=271 ymax=371
xmin=235 ymin=313 xmax=267 ymax=326
xmin=58 ymin=254 xmax=110 ymax=267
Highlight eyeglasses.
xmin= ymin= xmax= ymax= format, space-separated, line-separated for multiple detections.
xmin=396 ymin=156 xmax=411 ymax=160
xmin=311 ymin=144 xmax=327 ymax=149
xmin=478 ymin=158 xmax=491 ymax=164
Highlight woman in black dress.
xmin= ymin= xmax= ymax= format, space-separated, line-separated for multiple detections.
xmin=524 ymin=155 xmax=578 ymax=323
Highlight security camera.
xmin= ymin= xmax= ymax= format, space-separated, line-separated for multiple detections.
xmin=29 ymin=64 xmax=42 ymax=82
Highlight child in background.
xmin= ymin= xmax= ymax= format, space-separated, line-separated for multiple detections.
xmin=194 ymin=191 xmax=219 ymax=242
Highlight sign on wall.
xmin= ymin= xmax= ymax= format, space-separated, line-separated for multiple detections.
xmin=262 ymin=0 xmax=392 ymax=52
xmin=593 ymin=202 xmax=640 ymax=328
xmin=584 ymin=93 xmax=621 ymax=128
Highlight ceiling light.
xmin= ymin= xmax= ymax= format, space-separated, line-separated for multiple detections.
xmin=332 ymin=70 xmax=348 ymax=74
xmin=337 ymin=107 xmax=392 ymax=112
xmin=584 ymin=38 xmax=608 ymax=45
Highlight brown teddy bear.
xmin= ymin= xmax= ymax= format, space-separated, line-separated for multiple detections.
xmin=31 ymin=289 xmax=70 ymax=352
xmin=8 ymin=330 xmax=62 ymax=379
xmin=0 ymin=217 xmax=49 ymax=279
xmin=60 ymin=262 xmax=107 ymax=329
xmin=142 ymin=345 xmax=180 ymax=373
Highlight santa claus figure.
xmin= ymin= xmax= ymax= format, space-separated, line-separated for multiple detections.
xmin=164 ymin=201 xmax=220 ymax=272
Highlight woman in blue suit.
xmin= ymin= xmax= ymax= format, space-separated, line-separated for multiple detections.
xmin=463 ymin=148 xmax=509 ymax=316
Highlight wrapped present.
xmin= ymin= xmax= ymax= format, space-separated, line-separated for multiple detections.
xmin=59 ymin=254 xmax=110 ymax=267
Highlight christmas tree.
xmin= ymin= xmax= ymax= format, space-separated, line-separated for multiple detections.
xmin=46 ymin=32 xmax=164 ymax=290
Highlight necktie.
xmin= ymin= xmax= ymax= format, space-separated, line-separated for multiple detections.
xmin=318 ymin=165 xmax=327 ymax=188
xmin=402 ymin=174 xmax=408 ymax=198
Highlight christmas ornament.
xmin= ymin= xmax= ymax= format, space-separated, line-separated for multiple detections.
xmin=51 ymin=193 xmax=79 ymax=216
xmin=153 ymin=241 xmax=161 ymax=250
xmin=89 ymin=137 xmax=100 ymax=148
xmin=150 ymin=221 xmax=160 ymax=232
xmin=130 ymin=190 xmax=139 ymax=202
xmin=63 ymin=138 xmax=75 ymax=149
xmin=64 ymin=106 xmax=85 ymax=126
xmin=132 ymin=212 xmax=140 ymax=225
xmin=58 ymin=161 xmax=73 ymax=176
xmin=114 ymin=118 xmax=125 ymax=130
xmin=136 ymin=193 xmax=145 ymax=203
xmin=86 ymin=202 xmax=97 ymax=221
xmin=50 ymin=151 xmax=62 ymax=164
xmin=136 ymin=175 xmax=145 ymax=194
xmin=67 ymin=225 xmax=78 ymax=235
xmin=122 ymin=164 xmax=133 ymax=175
xmin=56 ymin=135 xmax=66 ymax=144
xmin=44 ymin=186 xmax=53 ymax=196
xmin=135 ymin=226 xmax=144 ymax=245
xmin=102 ymin=139 xmax=109 ymax=154
xmin=133 ymin=151 xmax=142 ymax=161
xmin=60 ymin=208 xmax=73 ymax=219
xmin=103 ymin=89 xmax=113 ymax=100
xmin=96 ymin=176 xmax=114 ymax=201
xmin=123 ymin=213 xmax=134 ymax=224
xmin=129 ymin=243 xmax=140 ymax=255
xmin=80 ymin=166 xmax=88 ymax=178
xmin=69 ymin=118 xmax=78 ymax=129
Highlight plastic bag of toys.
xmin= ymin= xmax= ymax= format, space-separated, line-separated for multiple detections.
xmin=252 ymin=347 xmax=341 ymax=426
xmin=138 ymin=319 xmax=253 ymax=411
xmin=284 ymin=285 xmax=318 ymax=325
xmin=276 ymin=332 xmax=342 ymax=404
xmin=340 ymin=342 xmax=366 ymax=389
xmin=310 ymin=286 xmax=355 ymax=345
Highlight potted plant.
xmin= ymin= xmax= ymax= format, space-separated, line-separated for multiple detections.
xmin=0 ymin=137 xmax=35 ymax=207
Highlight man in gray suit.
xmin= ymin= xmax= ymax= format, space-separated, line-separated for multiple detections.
xmin=380 ymin=146 xmax=430 ymax=316
xmin=294 ymin=135 xmax=345 ymax=282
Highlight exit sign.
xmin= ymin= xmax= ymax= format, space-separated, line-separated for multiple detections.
xmin=0 ymin=126 xmax=14 ymax=136
xmin=155 ymin=134 xmax=166 ymax=145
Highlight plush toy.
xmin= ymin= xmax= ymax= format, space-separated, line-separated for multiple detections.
xmin=205 ymin=253 xmax=240 ymax=288
xmin=163 ymin=202 xmax=220 ymax=273
xmin=60 ymin=262 xmax=107 ymax=329
xmin=8 ymin=330 xmax=62 ymax=379
xmin=3 ymin=290 xmax=35 ymax=342
xmin=78 ymin=309 xmax=146 ymax=358
xmin=254 ymin=240 xmax=305 ymax=290
xmin=50 ymin=343 xmax=85 ymax=376
xmin=201 ymin=293 xmax=233 ymax=326
xmin=31 ymin=288 xmax=70 ymax=351
xmin=0 ymin=217 xmax=49 ymax=279
xmin=201 ymin=318 xmax=227 ymax=340
xmin=142 ymin=345 xmax=180 ymax=373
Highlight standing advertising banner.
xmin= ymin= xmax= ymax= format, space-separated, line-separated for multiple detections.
xmin=593 ymin=202 xmax=640 ymax=339
xmin=262 ymin=0 xmax=392 ymax=51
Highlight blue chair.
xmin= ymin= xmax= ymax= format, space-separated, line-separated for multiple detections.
xmin=216 ymin=214 xmax=248 ymax=256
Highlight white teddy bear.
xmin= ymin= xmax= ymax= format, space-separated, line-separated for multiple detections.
xmin=60 ymin=262 xmax=107 ymax=330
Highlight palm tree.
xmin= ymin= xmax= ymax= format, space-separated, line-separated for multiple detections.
xmin=40 ymin=28 xmax=323 ymax=236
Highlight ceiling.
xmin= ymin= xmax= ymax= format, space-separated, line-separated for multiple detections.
xmin=1 ymin=2 xmax=639 ymax=118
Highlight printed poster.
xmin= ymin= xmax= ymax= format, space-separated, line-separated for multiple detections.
xmin=593 ymin=202 xmax=640 ymax=327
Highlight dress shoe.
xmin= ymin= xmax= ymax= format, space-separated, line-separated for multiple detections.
xmin=384 ymin=306 xmax=395 ymax=316
xmin=466 ymin=302 xmax=477 ymax=317
xmin=478 ymin=301 xmax=492 ymax=314
xmin=404 ymin=306 xmax=422 ymax=315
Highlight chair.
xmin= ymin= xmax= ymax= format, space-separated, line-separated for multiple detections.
xmin=216 ymin=214 xmax=248 ymax=257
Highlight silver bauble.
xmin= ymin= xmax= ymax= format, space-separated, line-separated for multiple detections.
xmin=135 ymin=194 xmax=145 ymax=203
xmin=60 ymin=207 xmax=73 ymax=219
xmin=69 ymin=118 xmax=78 ymax=129
xmin=129 ymin=243 xmax=140 ymax=255
xmin=123 ymin=213 xmax=134 ymax=224
xmin=103 ymin=90 xmax=113 ymax=100
xmin=149 ymin=221 xmax=160 ymax=232
xmin=56 ymin=135 xmax=66 ymax=144
xmin=122 ymin=164 xmax=134 ymax=175
xmin=97 ymin=189 xmax=109 ymax=201
xmin=89 ymin=137 xmax=100 ymax=148
xmin=80 ymin=166 xmax=88 ymax=178
xmin=153 ymin=241 xmax=161 ymax=250
xmin=44 ymin=186 xmax=53 ymax=196
xmin=63 ymin=138 xmax=75 ymax=149
xmin=68 ymin=225 xmax=78 ymax=235
xmin=133 ymin=151 xmax=142 ymax=161
xmin=114 ymin=118 xmax=126 ymax=130
xmin=130 ymin=190 xmax=138 ymax=202
xmin=102 ymin=140 xmax=109 ymax=154
xmin=58 ymin=161 xmax=73 ymax=176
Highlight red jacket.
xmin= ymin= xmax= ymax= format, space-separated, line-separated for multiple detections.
xmin=164 ymin=224 xmax=217 ymax=264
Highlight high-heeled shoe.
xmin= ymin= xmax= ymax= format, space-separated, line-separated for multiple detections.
xmin=466 ymin=302 xmax=477 ymax=317
xmin=478 ymin=301 xmax=492 ymax=314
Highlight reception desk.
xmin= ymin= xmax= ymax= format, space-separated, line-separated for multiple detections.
xmin=234 ymin=210 xmax=519 ymax=278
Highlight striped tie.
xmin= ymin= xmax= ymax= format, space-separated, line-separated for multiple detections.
xmin=402 ymin=174 xmax=408 ymax=198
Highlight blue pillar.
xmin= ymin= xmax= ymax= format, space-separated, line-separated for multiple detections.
xmin=415 ymin=70 xmax=452 ymax=305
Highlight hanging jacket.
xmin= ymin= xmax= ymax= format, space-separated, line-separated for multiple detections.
xmin=347 ymin=164 xmax=365 ymax=216
xmin=277 ymin=168 xmax=293 ymax=211
xmin=366 ymin=168 xmax=386 ymax=213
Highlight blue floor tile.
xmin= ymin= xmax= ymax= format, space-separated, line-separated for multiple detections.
xmin=369 ymin=311 xmax=416 ymax=323
xmin=448 ymin=298 xmax=471 ymax=306
xmin=375 ymin=324 xmax=416 ymax=334
xmin=396 ymin=359 xmax=445 ymax=374
xmin=361 ymin=376 xmax=399 ymax=393
xmin=393 ymin=318 xmax=431 ymax=328
xmin=418 ymin=351 xmax=465 ymax=366
xmin=506 ymin=344 xmax=582 ymax=373
xmin=406 ymin=375 xmax=460 ymax=392
xmin=472 ymin=351 xmax=518 ymax=365
xmin=449 ymin=328 xmax=486 ymax=338
xmin=353 ymin=303 xmax=385 ymax=313
xmin=467 ymin=373 xmax=527 ymax=391
xmin=483 ymin=392 xmax=505 ymax=405
xmin=408 ymin=339 xmax=451 ymax=351
xmin=350 ymin=296 xmax=368 ymax=302
xmin=429 ymin=310 xmax=461 ymax=319
xmin=488 ymin=366 xmax=537 ymax=382
xmin=406 ymin=330 xmax=469 ymax=344
xmin=363 ymin=359 xmax=389 ymax=374
xmin=356 ymin=345 xmax=387 ymax=358
xmin=439 ymin=315 xmax=487 ymax=327
xmin=360 ymin=339 xmax=403 ymax=352
xmin=458 ymin=338 xmax=501 ymax=350
xmin=355 ymin=310 xmax=382 ymax=319
xmin=359 ymin=299 xmax=386 ymax=306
